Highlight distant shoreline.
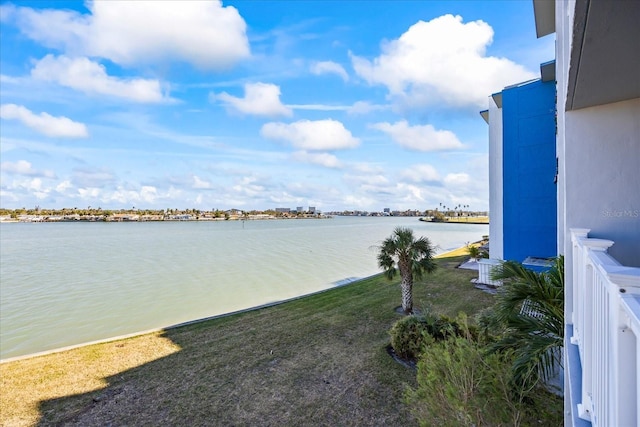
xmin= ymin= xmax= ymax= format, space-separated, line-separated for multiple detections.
xmin=419 ymin=217 xmax=489 ymax=225
xmin=0 ymin=216 xmax=332 ymax=224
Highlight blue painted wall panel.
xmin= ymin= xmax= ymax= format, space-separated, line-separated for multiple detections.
xmin=502 ymin=80 xmax=557 ymax=263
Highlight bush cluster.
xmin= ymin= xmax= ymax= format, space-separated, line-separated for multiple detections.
xmin=393 ymin=257 xmax=566 ymax=426
xmin=405 ymin=337 xmax=527 ymax=426
xmin=389 ymin=312 xmax=477 ymax=361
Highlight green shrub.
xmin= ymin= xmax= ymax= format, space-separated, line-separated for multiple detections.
xmin=389 ymin=315 xmax=434 ymax=360
xmin=426 ymin=313 xmax=478 ymax=342
xmin=389 ymin=312 xmax=478 ymax=360
xmin=405 ymin=337 xmax=526 ymax=426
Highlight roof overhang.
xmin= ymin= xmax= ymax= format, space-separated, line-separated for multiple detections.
xmin=491 ymin=92 xmax=503 ymax=108
xmin=479 ymin=110 xmax=489 ymax=124
xmin=540 ymin=60 xmax=556 ymax=82
xmin=533 ymin=0 xmax=555 ymax=38
xmin=566 ymin=0 xmax=640 ymax=110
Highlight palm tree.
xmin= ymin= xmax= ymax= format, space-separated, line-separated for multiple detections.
xmin=377 ymin=227 xmax=437 ymax=314
xmin=487 ymin=256 xmax=564 ymax=391
xmin=466 ymin=244 xmax=483 ymax=261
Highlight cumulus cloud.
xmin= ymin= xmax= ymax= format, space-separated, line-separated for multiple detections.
xmin=3 ymin=1 xmax=249 ymax=69
xmin=232 ymin=176 xmax=265 ymax=198
xmin=3 ymin=177 xmax=51 ymax=200
xmin=400 ymin=164 xmax=441 ymax=184
xmin=291 ymin=151 xmax=343 ymax=169
xmin=215 ymin=83 xmax=292 ymax=117
xmin=0 ymin=104 xmax=88 ymax=138
xmin=261 ymin=119 xmax=360 ymax=151
xmin=371 ymin=120 xmax=464 ymax=151
xmin=1 ymin=160 xmax=56 ymax=178
xmin=31 ymin=55 xmax=168 ymax=103
xmin=444 ymin=172 xmax=471 ymax=186
xmin=351 ymin=14 xmax=536 ymax=109
xmin=107 ymin=185 xmax=160 ymax=204
xmin=310 ymin=61 xmax=348 ymax=81
xmin=193 ymin=175 xmax=213 ymax=189
xmin=56 ymin=180 xmax=72 ymax=193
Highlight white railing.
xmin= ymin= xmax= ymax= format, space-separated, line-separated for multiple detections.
xmin=569 ymin=229 xmax=640 ymax=427
xmin=477 ymin=258 xmax=502 ymax=286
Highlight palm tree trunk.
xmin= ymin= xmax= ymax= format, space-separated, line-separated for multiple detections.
xmin=400 ymin=270 xmax=413 ymax=314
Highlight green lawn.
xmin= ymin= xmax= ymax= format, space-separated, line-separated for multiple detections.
xmin=1 ymin=256 xmax=526 ymax=426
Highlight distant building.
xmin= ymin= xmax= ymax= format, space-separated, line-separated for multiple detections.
xmin=383 ymin=208 xmax=390 ymax=213
xmin=296 ymin=206 xmax=304 ymax=213
xmin=308 ymin=206 xmax=316 ymax=214
xmin=275 ymin=208 xmax=290 ymax=213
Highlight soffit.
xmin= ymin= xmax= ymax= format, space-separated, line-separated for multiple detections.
xmin=567 ymin=0 xmax=640 ymax=110
xmin=533 ymin=0 xmax=555 ymax=38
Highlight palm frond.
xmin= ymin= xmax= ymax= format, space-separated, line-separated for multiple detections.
xmin=486 ymin=256 xmax=564 ymax=390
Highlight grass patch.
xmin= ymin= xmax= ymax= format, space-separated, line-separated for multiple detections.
xmin=0 ymin=256 xmax=549 ymax=426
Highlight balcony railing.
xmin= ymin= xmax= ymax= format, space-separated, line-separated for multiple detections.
xmin=568 ymin=229 xmax=640 ymax=427
xmin=477 ymin=258 xmax=501 ymax=286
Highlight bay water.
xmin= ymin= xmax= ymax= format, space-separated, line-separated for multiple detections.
xmin=0 ymin=216 xmax=487 ymax=360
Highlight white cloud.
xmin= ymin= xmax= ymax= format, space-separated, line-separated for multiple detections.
xmin=371 ymin=120 xmax=464 ymax=151
xmin=4 ymin=177 xmax=51 ymax=200
xmin=287 ymin=104 xmax=349 ymax=111
xmin=396 ymin=182 xmax=427 ymax=204
xmin=291 ymin=151 xmax=343 ymax=168
xmin=77 ymin=187 xmax=101 ymax=199
xmin=444 ymin=172 xmax=471 ymax=187
xmin=351 ymin=163 xmax=385 ymax=175
xmin=344 ymin=173 xmax=390 ymax=186
xmin=0 ymin=74 xmax=21 ymax=84
xmin=56 ymin=180 xmax=72 ymax=192
xmin=31 ymin=55 xmax=168 ymax=103
xmin=0 ymin=160 xmax=56 ymax=178
xmin=310 ymin=61 xmax=348 ymax=81
xmin=0 ymin=104 xmax=88 ymax=138
xmin=107 ymin=185 xmax=160 ymax=204
xmin=400 ymin=164 xmax=441 ymax=183
xmin=351 ymin=14 xmax=536 ymax=109
xmin=265 ymin=101 xmax=387 ymax=114
xmin=232 ymin=177 xmax=265 ymax=198
xmin=261 ymin=119 xmax=360 ymax=151
xmin=4 ymin=1 xmax=249 ymax=70
xmin=215 ymin=83 xmax=292 ymax=117
xmin=193 ymin=176 xmax=213 ymax=189
xmin=347 ymin=101 xmax=387 ymax=115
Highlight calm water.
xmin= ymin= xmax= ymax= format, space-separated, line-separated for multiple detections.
xmin=0 ymin=217 xmax=487 ymax=359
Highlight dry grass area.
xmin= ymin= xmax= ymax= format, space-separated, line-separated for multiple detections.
xmin=0 ymin=333 xmax=180 ymax=426
xmin=1 ymin=256 xmax=495 ymax=427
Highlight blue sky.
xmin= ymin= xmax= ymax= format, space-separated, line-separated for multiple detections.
xmin=0 ymin=0 xmax=554 ymax=212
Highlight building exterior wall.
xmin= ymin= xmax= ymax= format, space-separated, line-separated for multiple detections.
xmin=501 ymin=79 xmax=557 ymax=263
xmin=563 ymin=98 xmax=640 ymax=267
xmin=556 ymin=0 xmax=640 ymax=268
xmin=554 ymin=1 xmax=640 ymax=424
xmin=488 ymin=100 xmax=504 ymax=259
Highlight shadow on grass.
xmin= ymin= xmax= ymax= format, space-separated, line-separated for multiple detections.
xmin=35 ymin=276 xmax=419 ymax=426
